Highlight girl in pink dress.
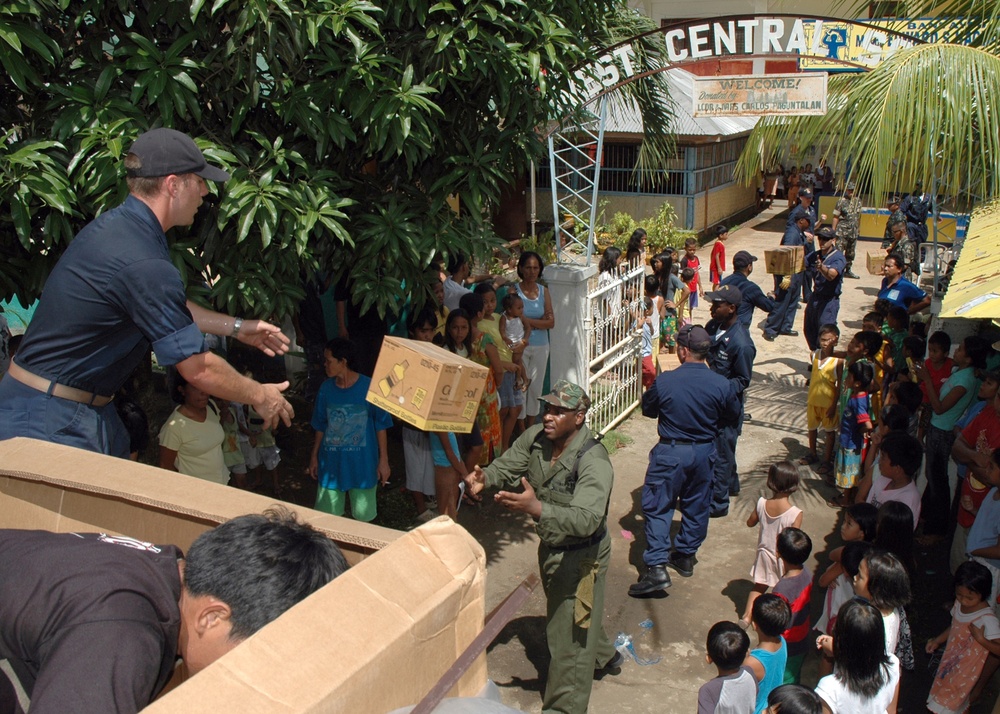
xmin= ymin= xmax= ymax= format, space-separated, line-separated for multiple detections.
xmin=740 ymin=461 xmax=803 ymax=627
xmin=926 ymin=560 xmax=1000 ymax=714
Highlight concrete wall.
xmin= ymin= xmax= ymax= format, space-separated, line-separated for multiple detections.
xmin=692 ymin=183 xmax=758 ymax=232
xmin=530 ymin=191 xmax=687 ymax=233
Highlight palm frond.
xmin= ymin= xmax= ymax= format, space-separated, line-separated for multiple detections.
xmin=839 ymin=0 xmax=1000 ymax=51
xmin=736 ymin=43 xmax=1000 ymax=206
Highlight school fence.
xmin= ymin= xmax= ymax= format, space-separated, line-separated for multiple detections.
xmin=585 ymin=261 xmax=644 ymax=434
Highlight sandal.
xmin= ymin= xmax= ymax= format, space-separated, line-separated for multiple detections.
xmin=797 ymin=453 xmax=819 ymax=466
xmin=826 ymin=494 xmax=852 ymax=509
xmin=816 ymin=462 xmax=832 ymax=476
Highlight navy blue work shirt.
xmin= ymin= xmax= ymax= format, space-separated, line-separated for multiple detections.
xmin=14 ymin=196 xmax=205 ymax=395
xmin=719 ymin=272 xmax=774 ymax=328
xmin=705 ymin=319 xmax=756 ymax=400
xmin=642 ymin=362 xmax=739 ymax=442
xmin=877 ymin=276 xmax=927 ymax=311
xmin=787 ymin=202 xmax=817 ymax=227
xmin=781 ymin=223 xmax=807 ymax=247
xmin=807 ymin=248 xmax=847 ymax=300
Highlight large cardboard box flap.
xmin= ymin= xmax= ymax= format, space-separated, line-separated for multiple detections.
xmin=764 ymin=245 xmax=805 ymax=275
xmin=368 ymin=336 xmax=489 ymax=433
xmin=147 ymin=516 xmax=488 ymax=713
xmin=867 ymin=250 xmax=886 ymax=276
xmin=0 ymin=439 xmax=489 ymax=711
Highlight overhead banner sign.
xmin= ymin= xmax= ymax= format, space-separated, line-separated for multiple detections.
xmin=692 ymin=73 xmax=828 ymax=117
xmin=800 ymin=18 xmax=969 ymax=71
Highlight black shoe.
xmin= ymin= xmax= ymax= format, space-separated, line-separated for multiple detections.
xmin=667 ymin=553 xmax=695 ymax=578
xmin=709 ymin=509 xmax=729 ymax=519
xmin=595 ymin=650 xmax=625 ymax=677
xmin=779 ymin=330 xmax=799 ymax=337
xmin=762 ymin=333 xmax=776 ymax=342
xmin=744 ymin=413 xmax=752 ymax=421
xmin=845 ymin=270 xmax=860 ymax=279
xmin=628 ymin=565 xmax=672 ymax=596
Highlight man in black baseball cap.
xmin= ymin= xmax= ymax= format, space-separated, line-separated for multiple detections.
xmin=0 ymin=127 xmax=294 ymax=457
xmin=720 ymin=251 xmax=775 ymax=330
xmin=705 ymin=284 xmax=756 ymax=517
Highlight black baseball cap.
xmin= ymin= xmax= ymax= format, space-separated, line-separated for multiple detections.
xmin=128 ymin=128 xmax=230 ymax=181
xmin=705 ymin=284 xmax=742 ymax=305
xmin=799 ymin=188 xmax=813 ymax=199
xmin=732 ymin=250 xmax=757 ymax=269
xmin=677 ymin=324 xmax=712 ymax=352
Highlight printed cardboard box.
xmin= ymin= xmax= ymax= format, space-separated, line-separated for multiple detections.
xmin=867 ymin=251 xmax=886 ymax=276
xmin=368 ymin=336 xmax=489 ymax=433
xmin=0 ymin=438 xmax=487 ymax=712
xmin=764 ymin=245 xmax=805 ymax=275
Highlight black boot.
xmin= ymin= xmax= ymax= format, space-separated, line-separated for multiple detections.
xmin=667 ymin=552 xmax=696 ymax=578
xmin=628 ymin=565 xmax=672 ymax=596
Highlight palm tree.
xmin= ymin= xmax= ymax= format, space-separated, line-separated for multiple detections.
xmin=735 ymin=0 xmax=1000 ymax=208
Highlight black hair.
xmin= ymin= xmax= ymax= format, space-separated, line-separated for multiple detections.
xmin=879 ymin=431 xmax=922 ymax=478
xmin=886 ymin=306 xmax=909 ymax=330
xmin=928 ymin=330 xmax=951 ymax=353
xmin=846 ymin=503 xmax=879 ymax=542
xmin=842 ymin=541 xmax=874 ymax=577
xmin=777 ymin=527 xmax=812 ymax=566
xmin=964 ymin=335 xmax=991 ymax=370
xmin=885 ymin=252 xmax=906 ymax=271
xmin=115 ymin=398 xmax=150 ymax=455
xmin=443 ymin=308 xmax=474 ymax=354
xmin=767 ymin=684 xmax=823 ymax=714
xmin=752 ymin=593 xmax=791 ymax=637
xmin=890 ymin=381 xmax=923 ymax=414
xmin=832 ymin=600 xmax=891 ymax=698
xmin=458 ymin=291 xmax=485 ymax=319
xmin=447 ymin=252 xmax=468 ymax=275
xmin=499 ymin=291 xmax=523 ymax=315
xmin=626 ymin=229 xmax=647 ymax=263
xmin=874 ymin=502 xmax=915 ymax=576
xmin=767 ymin=461 xmax=800 ymax=494
xmin=706 ymin=621 xmax=750 ymax=670
xmin=598 ymin=246 xmax=622 ymax=274
xmin=714 ymin=224 xmax=728 ymax=238
xmin=407 ymin=305 xmax=438 ymax=335
xmin=862 ymin=311 xmax=884 ymax=327
xmin=168 ymin=368 xmax=190 ymax=405
xmin=855 ymin=331 xmax=884 ymax=359
xmin=909 ymin=320 xmax=927 ymax=339
xmin=847 ymin=360 xmax=874 ymax=391
xmin=902 ymin=335 xmax=925 ymax=361
xmin=184 ymin=507 xmax=349 ymax=640
xmin=684 ymin=237 xmax=698 ymax=248
xmin=863 ymin=549 xmax=912 ymax=610
xmin=954 ymin=560 xmax=994 ymax=602
xmin=644 ymin=274 xmax=660 ymax=295
xmin=819 ymin=323 xmax=840 ymax=338
xmin=879 ymin=404 xmax=911 ymax=434
xmin=324 ymin=337 xmax=358 ymax=372
xmin=517 ymin=251 xmax=545 ymax=280
xmin=473 ymin=281 xmax=495 ymax=297
xmin=681 ymin=267 xmax=695 ymax=282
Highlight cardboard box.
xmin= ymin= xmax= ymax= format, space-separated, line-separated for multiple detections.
xmin=0 ymin=438 xmax=488 ymax=712
xmin=764 ymin=245 xmax=805 ymax=275
xmin=368 ymin=336 xmax=489 ymax=433
xmin=867 ymin=251 xmax=886 ymax=276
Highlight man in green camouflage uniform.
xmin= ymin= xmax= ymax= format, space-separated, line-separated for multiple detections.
xmin=832 ymin=181 xmax=861 ymax=279
xmin=467 ymin=380 xmax=617 ymax=714
xmin=882 ymin=194 xmax=906 ymax=249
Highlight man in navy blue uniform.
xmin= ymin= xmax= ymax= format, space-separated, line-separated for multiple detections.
xmin=900 ymin=181 xmax=932 ymax=245
xmin=763 ymin=214 xmax=810 ymax=342
xmin=788 ymin=188 xmax=822 ymax=303
xmin=629 ymin=325 xmax=739 ymax=596
xmin=704 ymin=285 xmax=756 ymax=518
xmin=720 ymin=251 xmax=774 ymax=331
xmin=0 ymin=128 xmax=293 ymax=456
xmin=803 ymin=228 xmax=846 ymax=351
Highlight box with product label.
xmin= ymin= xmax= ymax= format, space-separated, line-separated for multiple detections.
xmin=0 ymin=438 xmax=488 ymax=713
xmin=368 ymin=336 xmax=490 ymax=433
xmin=867 ymin=251 xmax=886 ymax=276
xmin=764 ymin=245 xmax=805 ymax=275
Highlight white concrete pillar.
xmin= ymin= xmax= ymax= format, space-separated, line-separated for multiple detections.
xmin=544 ymin=263 xmax=597 ymax=390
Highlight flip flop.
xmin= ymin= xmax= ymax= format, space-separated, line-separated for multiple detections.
xmin=826 ymin=495 xmax=852 ymax=509
xmin=816 ymin=462 xmax=833 ymax=476
xmin=797 ymin=454 xmax=819 ymax=466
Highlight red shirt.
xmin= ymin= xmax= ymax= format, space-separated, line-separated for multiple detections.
xmin=958 ymin=475 xmax=992 ymax=528
xmin=709 ymin=242 xmax=726 ymax=285
xmin=962 ymin=406 xmax=1000 ymax=455
xmin=920 ymin=357 xmax=954 ymax=402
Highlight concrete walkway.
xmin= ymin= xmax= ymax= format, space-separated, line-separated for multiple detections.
xmin=454 ymin=202 xmax=979 ymax=712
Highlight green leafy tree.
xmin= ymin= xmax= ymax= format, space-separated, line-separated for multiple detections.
xmin=1 ymin=0 xmax=673 ymax=320
xmin=735 ymin=1 xmax=1000 ymax=208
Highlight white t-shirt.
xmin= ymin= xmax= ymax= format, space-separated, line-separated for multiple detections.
xmin=815 ymin=654 xmax=900 ymax=714
xmin=867 ymin=474 xmax=922 ymax=528
xmin=443 ymin=278 xmax=472 ymax=311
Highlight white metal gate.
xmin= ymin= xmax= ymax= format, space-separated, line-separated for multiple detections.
xmin=586 ymin=261 xmax=644 ymax=434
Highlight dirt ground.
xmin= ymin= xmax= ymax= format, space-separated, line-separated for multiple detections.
xmin=139 ymin=202 xmax=997 ymax=711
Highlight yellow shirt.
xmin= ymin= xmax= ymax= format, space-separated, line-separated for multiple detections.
xmin=479 ymin=314 xmax=512 ymax=362
xmin=808 ymin=351 xmax=840 ymax=409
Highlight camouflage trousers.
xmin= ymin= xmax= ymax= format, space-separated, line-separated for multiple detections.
xmin=836 ymin=231 xmax=857 ymax=270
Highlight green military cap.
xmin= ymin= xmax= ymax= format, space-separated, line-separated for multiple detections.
xmin=539 ymin=379 xmax=591 ymax=410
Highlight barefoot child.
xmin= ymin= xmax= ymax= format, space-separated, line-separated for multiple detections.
xmin=710 ymin=224 xmax=729 ymax=290
xmin=772 ymin=528 xmax=813 ymax=684
xmin=801 ymin=324 xmax=841 ymax=473
xmin=742 ymin=462 xmax=803 ymax=626
xmin=499 ymin=293 xmax=531 ymax=391
xmin=829 ymin=360 xmax=874 ymax=508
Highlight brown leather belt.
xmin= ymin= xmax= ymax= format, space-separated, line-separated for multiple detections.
xmin=8 ymin=361 xmax=114 ymax=407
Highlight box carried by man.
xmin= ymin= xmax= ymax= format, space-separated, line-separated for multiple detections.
xmin=764 ymin=246 xmax=805 ymax=275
